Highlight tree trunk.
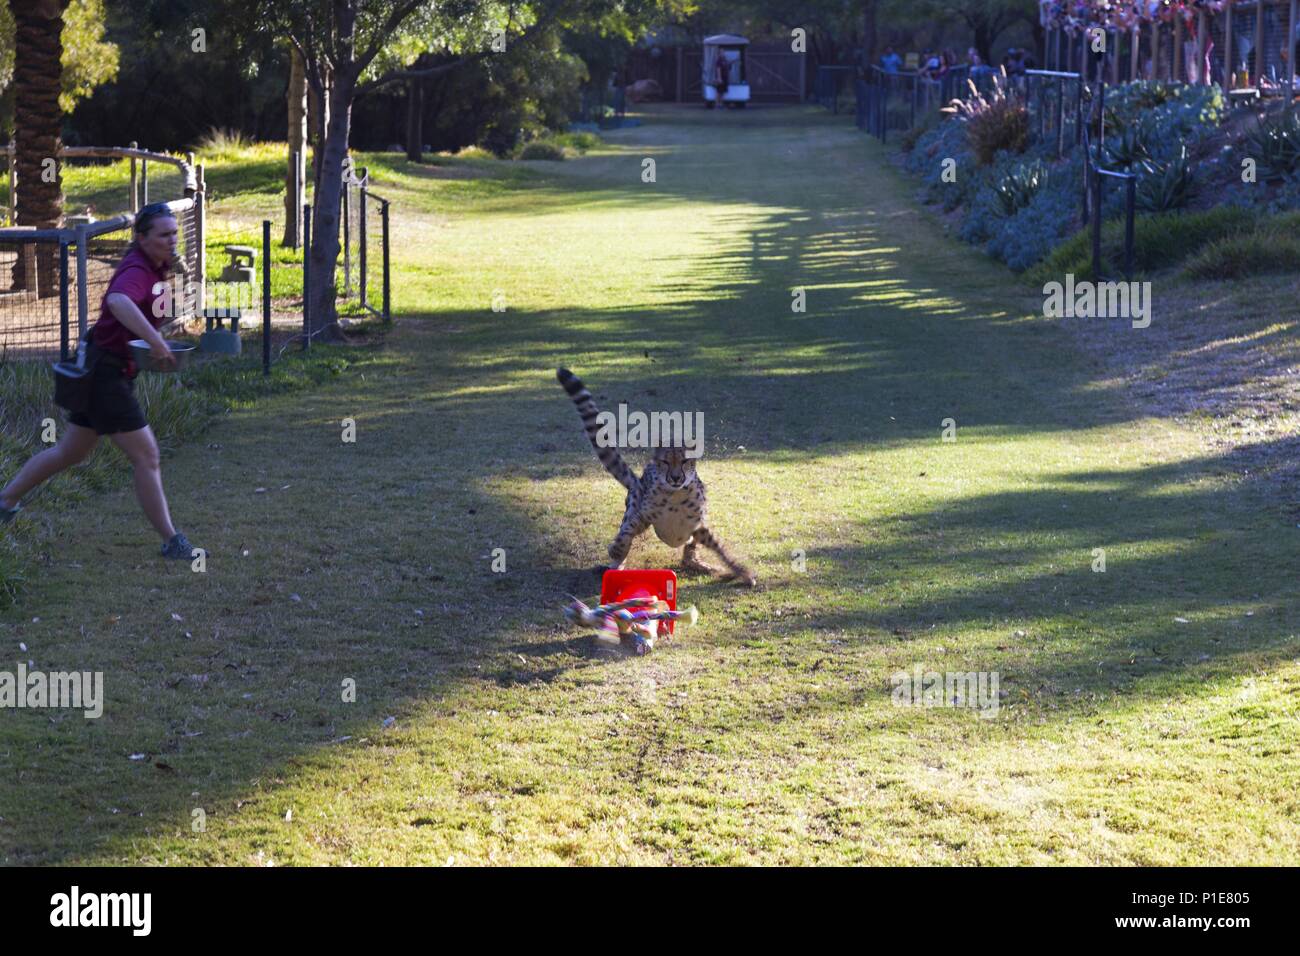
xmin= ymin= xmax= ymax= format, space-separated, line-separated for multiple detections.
xmin=284 ymin=46 xmax=307 ymax=247
xmin=11 ymin=0 xmax=69 ymax=298
xmin=306 ymin=73 xmax=354 ymax=341
xmin=974 ymin=23 xmax=995 ymax=65
xmin=405 ymin=52 xmax=428 ymax=162
xmin=308 ymin=62 xmax=332 ymax=192
xmin=860 ymin=0 xmax=877 ymax=66
xmin=405 ymin=77 xmax=423 ymax=162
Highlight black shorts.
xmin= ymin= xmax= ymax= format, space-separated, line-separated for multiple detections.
xmin=67 ymin=361 xmax=147 ymax=435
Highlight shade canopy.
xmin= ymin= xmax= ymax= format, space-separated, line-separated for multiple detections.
xmin=703 ymin=34 xmax=749 ymax=46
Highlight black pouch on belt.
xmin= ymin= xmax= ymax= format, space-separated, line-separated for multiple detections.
xmin=51 ymin=327 xmax=101 ymax=414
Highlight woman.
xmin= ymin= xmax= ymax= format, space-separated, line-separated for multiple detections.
xmin=0 ymin=203 xmax=197 ymax=560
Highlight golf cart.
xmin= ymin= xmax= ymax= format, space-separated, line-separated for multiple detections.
xmin=702 ymin=34 xmax=750 ymax=108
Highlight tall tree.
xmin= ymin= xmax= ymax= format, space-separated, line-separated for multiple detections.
xmin=912 ymin=0 xmax=1038 ymax=63
xmin=10 ymin=0 xmax=71 ymax=297
xmin=228 ymin=0 xmax=666 ymax=341
xmin=1 ymin=0 xmax=118 ymax=130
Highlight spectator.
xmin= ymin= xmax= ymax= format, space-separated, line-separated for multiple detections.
xmin=920 ymin=48 xmax=943 ymax=79
xmin=968 ymin=48 xmax=994 ymax=80
xmin=880 ymin=46 xmax=903 ymax=74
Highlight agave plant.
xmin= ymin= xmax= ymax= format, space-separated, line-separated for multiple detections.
xmin=1136 ymin=147 xmax=1197 ymax=213
xmin=1102 ymin=119 xmax=1153 ymax=170
xmin=994 ymin=160 xmax=1048 ymax=217
xmin=1242 ymin=110 xmax=1300 ymax=180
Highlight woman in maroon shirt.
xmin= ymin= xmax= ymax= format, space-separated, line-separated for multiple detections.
xmin=0 ymin=203 xmax=197 ymax=560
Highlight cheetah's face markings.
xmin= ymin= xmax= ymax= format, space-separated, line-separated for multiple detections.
xmin=653 ymin=446 xmax=698 ymax=490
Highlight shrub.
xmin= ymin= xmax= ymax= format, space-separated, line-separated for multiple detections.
xmin=1101 ymin=120 xmax=1153 ymax=170
xmin=1024 ymin=205 xmax=1261 ymax=283
xmin=946 ymin=80 xmax=1029 ymax=165
xmin=1184 ymin=219 xmax=1300 ymax=279
xmin=518 ymin=140 xmax=566 ymax=161
xmin=984 ymin=158 xmax=1081 ymax=271
xmin=1241 ymin=109 xmax=1300 ymax=180
xmin=1106 ymin=80 xmax=1181 ymax=118
xmin=1135 ymin=147 xmax=1197 ymax=212
xmin=994 ymin=159 xmax=1048 ymax=216
xmin=552 ymin=131 xmax=601 ymax=152
xmin=193 ymin=126 xmax=255 ymax=158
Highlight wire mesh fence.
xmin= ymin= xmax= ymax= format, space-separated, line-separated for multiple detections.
xmin=0 ymin=151 xmax=391 ymax=375
xmin=0 ymin=197 xmax=202 ymax=363
xmin=357 ymin=185 xmax=390 ymax=323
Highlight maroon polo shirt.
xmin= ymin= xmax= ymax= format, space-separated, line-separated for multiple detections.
xmin=91 ymin=245 xmax=171 ymax=362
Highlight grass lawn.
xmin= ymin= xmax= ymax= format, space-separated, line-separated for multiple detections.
xmin=1 ymin=104 xmax=1296 ymax=865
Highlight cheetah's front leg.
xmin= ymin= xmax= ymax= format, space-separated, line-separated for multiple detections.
xmin=691 ymin=526 xmax=757 ymax=586
xmin=607 ymin=511 xmax=653 ymax=570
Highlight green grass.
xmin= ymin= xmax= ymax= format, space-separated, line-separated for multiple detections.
xmin=0 ymin=105 xmax=1296 ymax=865
xmin=1024 ymin=205 xmax=1264 ymax=284
xmin=1184 ymin=224 xmax=1300 ymax=279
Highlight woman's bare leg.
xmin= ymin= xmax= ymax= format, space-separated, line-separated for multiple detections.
xmin=0 ymin=423 xmax=99 ymax=509
xmin=109 ymin=425 xmax=176 ymax=541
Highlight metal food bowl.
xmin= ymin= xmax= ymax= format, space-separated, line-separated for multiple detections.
xmin=128 ymin=339 xmax=196 ymax=372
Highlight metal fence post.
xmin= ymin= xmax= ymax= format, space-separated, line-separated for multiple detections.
xmin=1056 ymin=76 xmax=1065 ymax=157
xmin=75 ymin=224 xmax=89 ymax=338
xmin=1092 ymin=167 xmax=1103 ymax=279
xmin=59 ymin=241 xmax=70 ymax=362
xmin=359 ymin=186 xmax=368 ymax=309
xmin=342 ymin=173 xmax=351 ymax=297
xmin=291 ymin=150 xmax=302 ymax=251
xmin=194 ymin=164 xmax=206 ymax=313
xmin=302 ymin=203 xmax=311 ymax=351
xmin=1098 ymin=74 xmax=1106 ymax=152
xmin=129 ymin=141 xmax=138 ymax=213
xmin=381 ymin=199 xmax=391 ymax=323
xmin=263 ymin=219 xmax=272 ymax=375
xmin=1124 ymin=177 xmax=1136 ymax=279
xmin=1077 ymin=30 xmax=1087 ymax=147
xmin=141 ymin=158 xmax=148 ymax=207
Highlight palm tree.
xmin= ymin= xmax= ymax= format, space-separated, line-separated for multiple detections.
xmin=11 ymin=0 xmax=70 ymax=298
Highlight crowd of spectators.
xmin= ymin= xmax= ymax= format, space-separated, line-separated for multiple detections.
xmin=875 ymin=45 xmax=1036 ymax=81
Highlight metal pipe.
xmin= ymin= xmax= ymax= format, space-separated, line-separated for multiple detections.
xmin=1056 ymin=76 xmax=1065 ymax=157
xmin=1092 ymin=166 xmax=1103 ymax=280
xmin=1125 ymin=177 xmax=1136 ymax=279
xmin=382 ymin=200 xmax=391 ymax=323
xmin=302 ymin=203 xmax=311 ymax=351
xmin=263 ymin=219 xmax=271 ymax=375
xmin=75 ymin=224 xmax=89 ymax=338
xmin=129 ymin=141 xmax=138 ymax=213
xmin=59 ymin=241 xmax=70 ymax=362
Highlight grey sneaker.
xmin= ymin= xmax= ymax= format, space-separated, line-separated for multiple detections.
xmin=161 ymin=531 xmax=195 ymax=560
xmin=0 ymin=502 xmax=20 ymax=524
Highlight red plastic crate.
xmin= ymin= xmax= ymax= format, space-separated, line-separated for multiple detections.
xmin=600 ymin=568 xmax=679 ymax=634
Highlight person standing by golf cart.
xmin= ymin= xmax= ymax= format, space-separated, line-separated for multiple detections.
xmin=0 ymin=202 xmax=198 ymax=560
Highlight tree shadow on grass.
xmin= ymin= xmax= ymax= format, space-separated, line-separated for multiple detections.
xmin=3 ymin=105 xmax=1294 ymax=864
